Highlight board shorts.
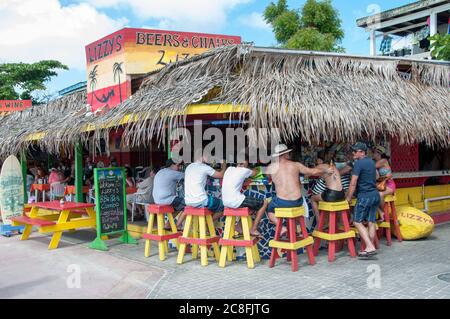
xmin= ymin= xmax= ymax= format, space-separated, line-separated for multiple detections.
xmin=267 ymin=196 xmax=304 ymax=213
xmin=239 ymin=196 xmax=264 ymax=211
xmin=321 ymin=189 xmax=345 ymax=202
xmin=354 ymin=193 xmax=380 ymax=223
xmin=189 ymin=196 xmax=224 ymax=213
xmin=171 ymin=196 xmax=186 ymax=212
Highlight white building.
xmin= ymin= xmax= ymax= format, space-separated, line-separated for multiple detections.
xmin=357 ymin=0 xmax=450 ymax=58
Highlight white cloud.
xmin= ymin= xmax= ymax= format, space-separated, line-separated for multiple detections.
xmin=238 ymin=12 xmax=271 ymax=31
xmin=86 ymin=0 xmax=252 ymax=32
xmin=0 ymin=0 xmax=127 ymax=70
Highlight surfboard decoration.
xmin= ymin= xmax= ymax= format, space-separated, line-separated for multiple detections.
xmin=0 ymin=155 xmax=24 ymax=225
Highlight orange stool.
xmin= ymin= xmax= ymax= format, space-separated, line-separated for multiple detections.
xmin=269 ymin=206 xmax=315 ymax=272
xmin=378 ymin=195 xmax=402 ymax=245
xmin=143 ymin=204 xmax=182 ymax=261
xmin=176 ymin=206 xmax=220 ymax=266
xmin=219 ymin=207 xmax=260 ymax=269
xmin=313 ymin=201 xmax=356 ymax=262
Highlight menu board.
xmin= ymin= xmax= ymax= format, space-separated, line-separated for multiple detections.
xmin=94 ymin=168 xmax=126 ymax=235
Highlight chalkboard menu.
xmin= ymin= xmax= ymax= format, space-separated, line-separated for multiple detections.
xmin=94 ymin=168 xmax=126 ymax=235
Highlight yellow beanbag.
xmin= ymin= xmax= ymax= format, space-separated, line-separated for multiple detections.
xmin=396 ymin=206 xmax=434 ymax=240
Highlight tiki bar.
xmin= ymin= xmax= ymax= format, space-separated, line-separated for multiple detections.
xmin=0 ymin=27 xmax=449 ymax=269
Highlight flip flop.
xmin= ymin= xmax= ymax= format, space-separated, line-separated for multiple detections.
xmin=358 ymin=250 xmax=377 ymax=258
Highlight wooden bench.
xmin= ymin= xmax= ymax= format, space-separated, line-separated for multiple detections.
xmin=10 ymin=216 xmax=56 ymax=227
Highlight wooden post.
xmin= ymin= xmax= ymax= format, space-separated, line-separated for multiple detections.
xmin=75 ymin=143 xmax=83 ymax=203
xmin=20 ymin=150 xmax=28 ymax=203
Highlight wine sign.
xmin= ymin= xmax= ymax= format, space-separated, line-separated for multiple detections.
xmin=89 ymin=167 xmax=136 ymax=251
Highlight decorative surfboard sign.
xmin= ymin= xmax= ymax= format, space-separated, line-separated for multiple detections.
xmin=0 ymin=155 xmax=25 ymax=236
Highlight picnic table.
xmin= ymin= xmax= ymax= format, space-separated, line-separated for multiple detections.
xmin=10 ymin=201 xmax=96 ymax=250
xmin=30 ymin=183 xmax=50 ymax=202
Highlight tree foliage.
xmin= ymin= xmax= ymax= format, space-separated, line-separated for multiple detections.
xmin=429 ymin=33 xmax=450 ymax=61
xmin=264 ymin=0 xmax=345 ymax=52
xmin=0 ymin=60 xmax=68 ymax=104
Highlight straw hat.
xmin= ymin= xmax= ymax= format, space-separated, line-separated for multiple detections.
xmin=271 ymin=144 xmax=292 ymax=157
xmin=373 ymin=145 xmax=387 ymax=155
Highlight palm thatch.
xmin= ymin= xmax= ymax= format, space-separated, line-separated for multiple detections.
xmin=1 ymin=44 xmax=449 ymax=158
xmin=0 ymin=90 xmax=90 ymax=158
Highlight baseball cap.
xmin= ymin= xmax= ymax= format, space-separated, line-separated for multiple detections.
xmin=351 ymin=142 xmax=368 ymax=152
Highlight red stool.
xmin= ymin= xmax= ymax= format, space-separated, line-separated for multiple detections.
xmin=313 ymin=201 xmax=357 ymax=262
xmin=176 ymin=206 xmax=220 ymax=266
xmin=143 ymin=204 xmax=182 ymax=260
xmin=269 ymin=206 xmax=315 ymax=272
xmin=378 ymin=194 xmax=402 ymax=245
xmin=219 ymin=207 xmax=260 ymax=269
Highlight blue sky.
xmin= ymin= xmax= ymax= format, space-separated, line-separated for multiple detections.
xmin=0 ymin=0 xmax=413 ymax=96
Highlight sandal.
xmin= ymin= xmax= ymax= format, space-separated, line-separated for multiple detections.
xmin=358 ymin=250 xmax=377 ymax=258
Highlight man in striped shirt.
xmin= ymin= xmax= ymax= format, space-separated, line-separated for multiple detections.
xmin=310 ymin=154 xmax=353 ymax=222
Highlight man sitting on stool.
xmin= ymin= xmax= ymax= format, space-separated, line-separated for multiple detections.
xmin=222 ymin=156 xmax=268 ymax=238
xmin=184 ymin=151 xmax=226 ymax=219
xmin=264 ymin=144 xmax=332 ymax=236
xmin=153 ymin=159 xmax=185 ymax=230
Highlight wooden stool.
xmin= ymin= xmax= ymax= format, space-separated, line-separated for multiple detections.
xmin=143 ymin=204 xmax=182 ymax=261
xmin=219 ymin=207 xmax=260 ymax=269
xmin=176 ymin=206 xmax=220 ymax=266
xmin=269 ymin=206 xmax=315 ymax=272
xmin=313 ymin=201 xmax=356 ymax=262
xmin=378 ymin=195 xmax=402 ymax=245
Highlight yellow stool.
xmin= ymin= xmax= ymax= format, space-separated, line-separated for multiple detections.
xmin=378 ymin=195 xmax=402 ymax=245
xmin=269 ymin=206 xmax=315 ymax=272
xmin=219 ymin=207 xmax=260 ymax=269
xmin=143 ymin=205 xmax=181 ymax=261
xmin=312 ymin=201 xmax=356 ymax=262
xmin=177 ymin=207 xmax=220 ymax=266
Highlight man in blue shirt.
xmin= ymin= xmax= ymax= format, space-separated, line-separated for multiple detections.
xmin=346 ymin=142 xmax=380 ymax=258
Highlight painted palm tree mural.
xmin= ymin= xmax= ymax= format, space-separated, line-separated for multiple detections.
xmin=88 ymin=65 xmax=98 ymax=107
xmin=113 ymin=62 xmax=124 ymax=103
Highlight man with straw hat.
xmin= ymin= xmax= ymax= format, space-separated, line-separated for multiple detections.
xmin=264 ymin=144 xmax=332 ymax=233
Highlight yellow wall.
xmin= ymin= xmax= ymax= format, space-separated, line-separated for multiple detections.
xmin=396 ymin=184 xmax=450 ymax=213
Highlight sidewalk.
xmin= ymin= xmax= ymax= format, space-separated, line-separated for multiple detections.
xmin=1 ymin=223 xmax=450 ymax=299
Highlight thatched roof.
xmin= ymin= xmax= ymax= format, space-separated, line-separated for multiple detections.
xmin=1 ymin=44 xmax=449 ymax=157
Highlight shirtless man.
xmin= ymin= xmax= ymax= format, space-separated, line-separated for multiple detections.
xmin=310 ymin=157 xmax=345 ymax=221
xmin=264 ymin=144 xmax=332 ymax=228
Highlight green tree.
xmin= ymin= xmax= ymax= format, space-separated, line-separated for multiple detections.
xmin=0 ymin=60 xmax=68 ymax=104
xmin=113 ymin=62 xmax=124 ymax=103
xmin=264 ymin=0 xmax=345 ymax=52
xmin=429 ymin=33 xmax=450 ymax=61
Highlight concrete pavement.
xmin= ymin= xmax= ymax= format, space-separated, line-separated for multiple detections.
xmin=1 ymin=223 xmax=450 ymax=299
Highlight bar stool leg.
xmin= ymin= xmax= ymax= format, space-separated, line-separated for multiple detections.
xmin=391 ymin=202 xmax=402 ymax=242
xmin=167 ymin=213 xmax=179 ymax=249
xmin=328 ymin=212 xmax=336 ymax=262
xmin=199 ymin=216 xmax=209 ymax=266
xmin=299 ymin=217 xmax=315 ymax=265
xmin=192 ymin=217 xmax=199 ymax=259
xmin=206 ymin=215 xmax=220 ymax=261
xmin=241 ymin=216 xmax=255 ymax=269
xmin=269 ymin=217 xmax=283 ymax=268
xmin=384 ymin=203 xmax=392 ymax=246
xmin=288 ymin=218 xmax=299 ymax=272
xmin=341 ymin=210 xmax=356 ymax=258
xmin=156 ymin=214 xmax=166 ymax=261
xmin=227 ymin=216 xmax=236 ymax=261
xmin=144 ymin=213 xmax=155 ymax=257
xmin=177 ymin=215 xmax=192 ymax=264
xmin=219 ymin=216 xmax=233 ymax=267
xmin=248 ymin=217 xmax=261 ymax=263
